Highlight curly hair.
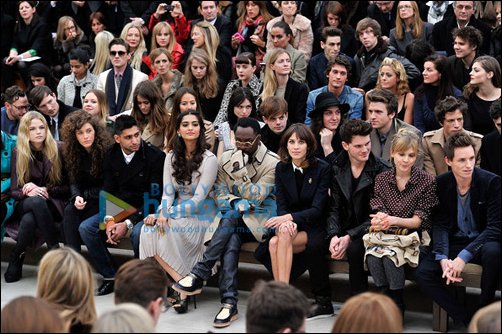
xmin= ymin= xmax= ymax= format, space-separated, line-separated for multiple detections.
xmin=376 ymin=57 xmax=411 ymax=96
xmin=171 ymin=110 xmax=207 ymax=185
xmin=61 ymin=110 xmax=113 ymax=182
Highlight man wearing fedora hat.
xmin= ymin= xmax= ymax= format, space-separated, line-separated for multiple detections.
xmin=367 ymin=88 xmax=421 ymax=163
xmin=305 ymin=55 xmax=363 ymax=126
xmin=309 ymin=91 xmax=350 ymax=164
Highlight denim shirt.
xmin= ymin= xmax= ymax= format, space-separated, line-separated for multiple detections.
xmin=305 ymin=85 xmax=363 ymax=125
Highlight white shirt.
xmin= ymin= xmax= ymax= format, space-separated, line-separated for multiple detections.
xmin=122 ymin=150 xmax=136 ymax=164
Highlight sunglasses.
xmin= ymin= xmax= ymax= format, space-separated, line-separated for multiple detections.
xmin=110 ymin=50 xmax=127 ymax=56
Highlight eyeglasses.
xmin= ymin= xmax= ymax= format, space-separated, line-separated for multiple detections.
xmin=64 ymin=26 xmax=76 ymax=31
xmin=110 ymin=50 xmax=127 ymax=57
xmin=11 ymin=104 xmax=31 ymax=111
xmin=397 ymin=5 xmax=413 ymax=10
xmin=235 ymin=136 xmax=259 ymax=148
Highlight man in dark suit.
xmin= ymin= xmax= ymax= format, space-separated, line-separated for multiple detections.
xmin=80 ymin=115 xmax=165 ymax=296
xmin=326 ymin=119 xmax=390 ymax=295
xmin=170 ymin=1 xmax=232 ymax=51
xmin=480 ymin=98 xmax=501 ymax=176
xmin=432 ymin=1 xmax=491 ymax=56
xmin=415 ymin=132 xmax=501 ymax=326
xmin=367 ymin=1 xmax=397 ymax=40
xmin=29 ymin=85 xmax=77 ymax=141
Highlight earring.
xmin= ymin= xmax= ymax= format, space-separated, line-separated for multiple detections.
xmin=177 ymin=133 xmax=181 ymax=137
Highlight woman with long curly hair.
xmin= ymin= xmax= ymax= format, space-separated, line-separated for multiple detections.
xmin=165 ymin=88 xmax=216 ymax=153
xmin=61 ymin=110 xmax=113 ymax=252
xmin=130 ymin=80 xmax=171 ymax=150
xmin=37 ymin=247 xmax=97 ymax=333
xmin=365 ymin=57 xmax=414 ymax=124
xmin=140 ymin=110 xmax=218 ymax=314
xmin=4 ymin=111 xmax=69 ymax=283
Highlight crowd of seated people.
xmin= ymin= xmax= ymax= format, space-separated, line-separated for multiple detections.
xmin=1 ymin=1 xmax=501 ymax=331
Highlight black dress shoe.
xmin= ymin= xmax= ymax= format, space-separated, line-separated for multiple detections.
xmin=213 ymin=303 xmax=238 ymax=328
xmin=172 ymin=273 xmax=203 ymax=295
xmin=95 ymin=280 xmax=114 ymax=296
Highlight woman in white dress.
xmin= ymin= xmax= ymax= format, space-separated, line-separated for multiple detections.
xmin=140 ymin=110 xmax=218 ymax=313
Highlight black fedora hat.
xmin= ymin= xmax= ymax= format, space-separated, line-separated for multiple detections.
xmin=309 ymin=92 xmax=350 ymax=119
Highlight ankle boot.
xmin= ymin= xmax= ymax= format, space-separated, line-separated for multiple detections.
xmin=389 ymin=289 xmax=406 ymax=318
xmin=4 ymin=249 xmax=26 ymax=283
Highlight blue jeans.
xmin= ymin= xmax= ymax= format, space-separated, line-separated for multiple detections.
xmin=79 ymin=216 xmax=143 ymax=279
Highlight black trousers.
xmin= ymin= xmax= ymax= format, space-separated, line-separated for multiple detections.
xmin=415 ymin=240 xmax=501 ymax=325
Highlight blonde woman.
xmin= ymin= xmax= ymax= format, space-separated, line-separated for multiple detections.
xmin=150 ymin=21 xmax=184 ymax=71
xmin=120 ymin=22 xmax=150 ymax=75
xmin=4 ymin=111 xmax=68 ymax=283
xmin=82 ymin=89 xmax=109 ymax=125
xmin=37 ymin=247 xmax=97 ymax=333
xmin=53 ymin=16 xmax=90 ymax=78
xmin=261 ymin=49 xmax=308 ymax=124
xmin=90 ymin=30 xmax=114 ymax=75
xmin=183 ymin=48 xmax=225 ymax=122
xmin=91 ymin=303 xmax=155 ymax=333
xmin=186 ymin=21 xmax=232 ymax=84
xmin=365 ymin=57 xmax=415 ymax=124
xmin=390 ymin=1 xmax=433 ymax=56
xmin=364 ymin=129 xmax=437 ymax=315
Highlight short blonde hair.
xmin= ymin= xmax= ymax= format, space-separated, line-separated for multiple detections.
xmin=91 ymin=303 xmax=156 ymax=333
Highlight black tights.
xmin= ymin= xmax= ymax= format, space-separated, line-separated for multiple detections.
xmin=14 ymin=196 xmax=60 ymax=252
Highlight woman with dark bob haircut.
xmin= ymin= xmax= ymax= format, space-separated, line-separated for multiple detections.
xmin=255 ymin=123 xmax=335 ymax=318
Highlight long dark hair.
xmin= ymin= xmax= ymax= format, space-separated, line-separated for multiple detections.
xmin=415 ymin=54 xmax=456 ymax=102
xmin=61 ymin=110 xmax=113 ymax=181
xmin=172 ymin=110 xmax=207 ymax=185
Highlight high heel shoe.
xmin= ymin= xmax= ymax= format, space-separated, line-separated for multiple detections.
xmin=173 ymin=295 xmax=197 ymax=314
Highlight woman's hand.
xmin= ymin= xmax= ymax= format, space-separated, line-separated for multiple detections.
xmin=22 ymin=182 xmax=37 ymax=196
xmin=370 ymin=212 xmax=390 ymax=231
xmin=170 ymin=1 xmax=184 ymax=19
xmin=278 ymin=221 xmax=297 ymax=237
xmin=74 ymin=196 xmax=87 ymax=210
xmin=265 ymin=214 xmax=293 ymax=228
xmin=144 ymin=214 xmax=158 ymax=226
xmin=156 ymin=216 xmax=171 ymax=236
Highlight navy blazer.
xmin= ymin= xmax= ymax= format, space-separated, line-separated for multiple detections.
xmin=275 ymin=158 xmax=331 ymax=232
xmin=433 ymin=168 xmax=501 ymax=259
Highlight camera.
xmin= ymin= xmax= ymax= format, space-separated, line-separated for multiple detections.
xmin=163 ymin=4 xmax=174 ymax=11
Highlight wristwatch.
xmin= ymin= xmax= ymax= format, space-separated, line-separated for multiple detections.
xmin=125 ymin=219 xmax=133 ymax=230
